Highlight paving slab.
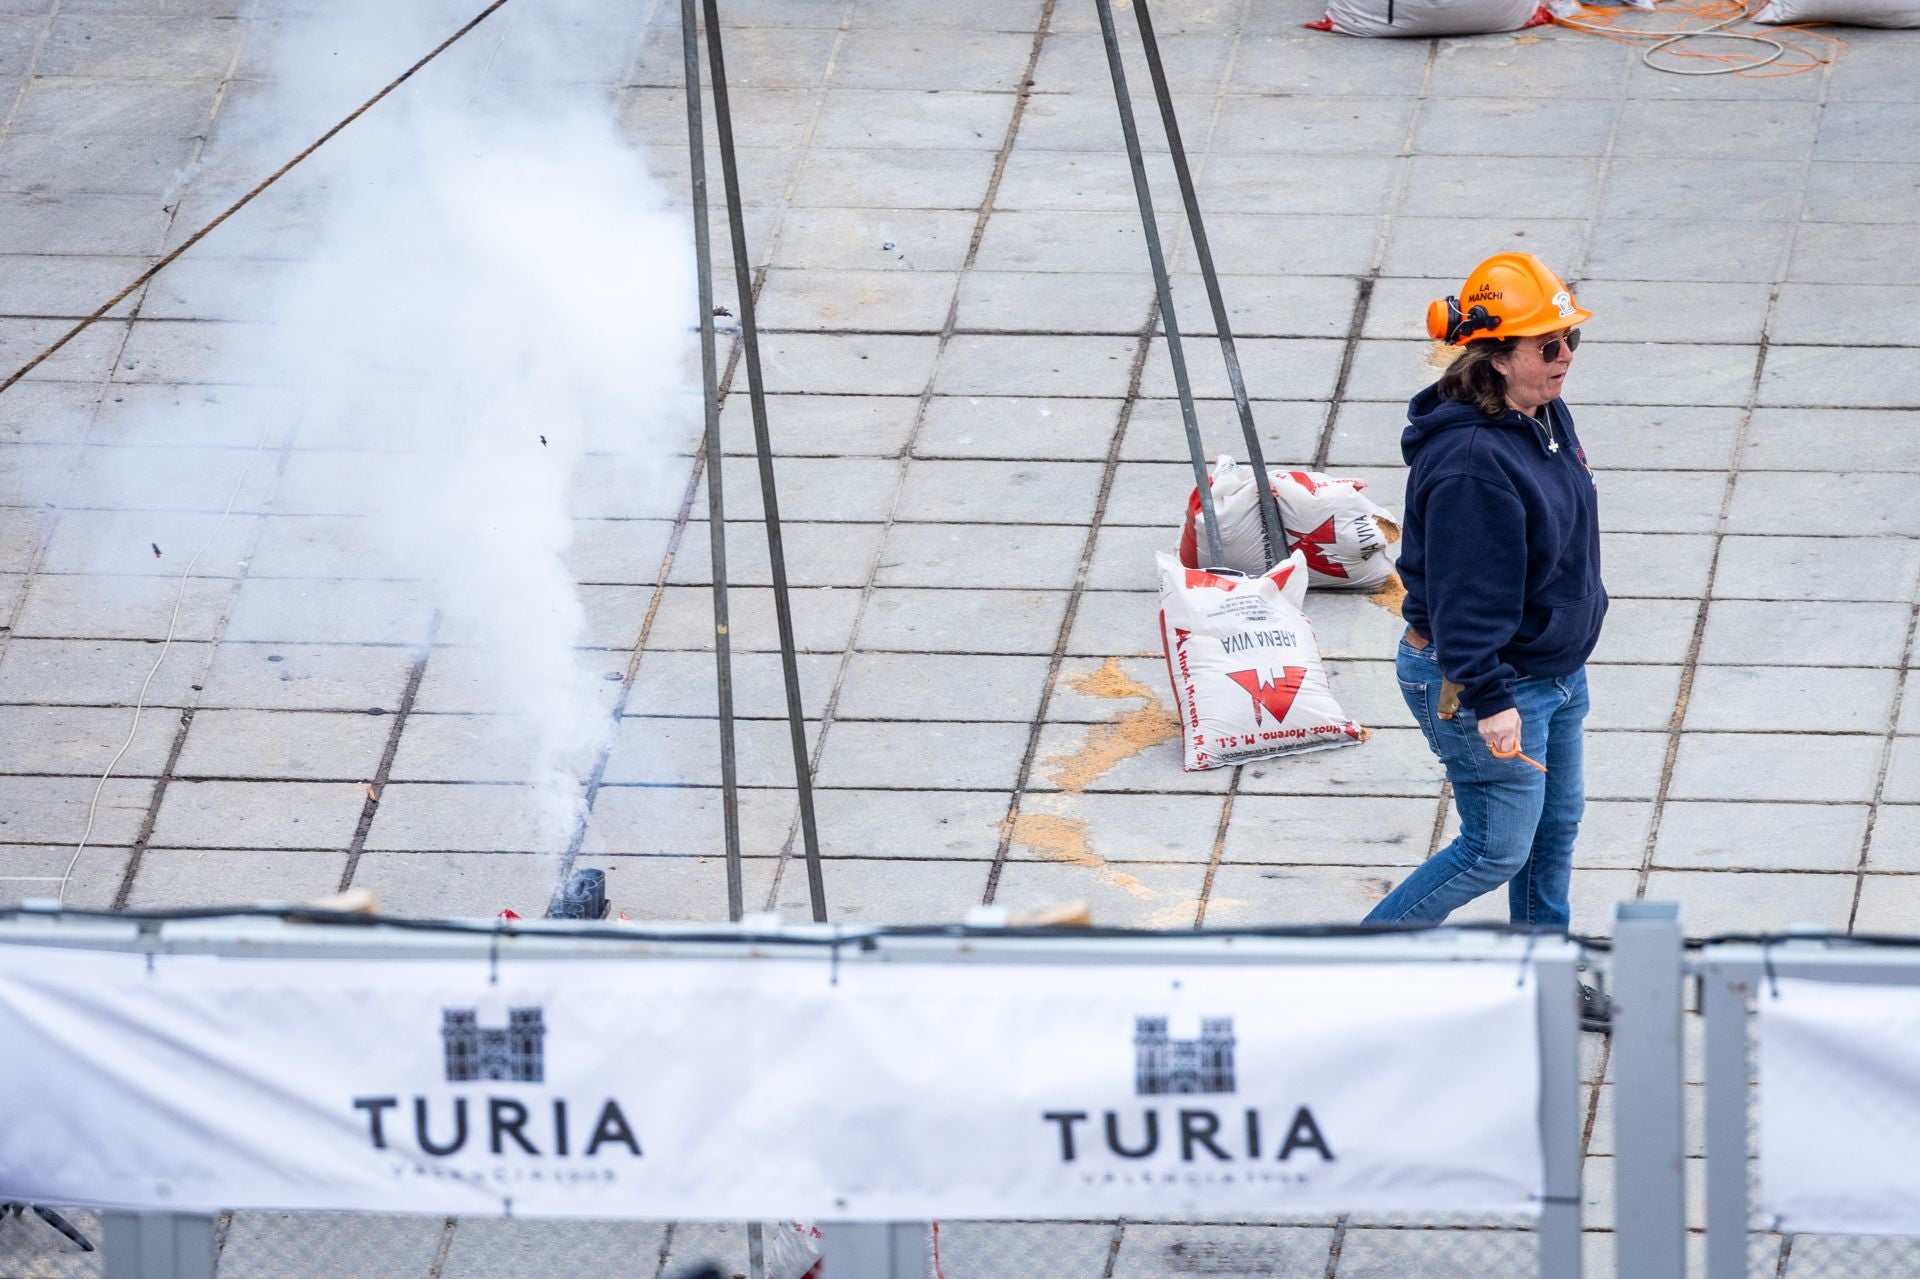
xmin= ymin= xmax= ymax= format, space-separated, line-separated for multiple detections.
xmin=175 ymin=707 xmax=390 ymax=780
xmin=1698 ymin=599 xmax=1910 ymax=668
xmin=813 ymin=719 xmax=1034 ymax=789
xmin=894 ymin=458 xmax=1105 ymax=524
xmin=918 ymin=394 xmax=1122 ymax=460
xmin=0 ymin=702 xmax=176 ymax=775
xmin=1669 ymin=733 xmax=1886 ymax=804
xmin=877 ymin=521 xmax=1089 ymax=589
xmin=1641 ymin=868 xmax=1858 ymax=935
xmin=856 ymin=585 xmax=1069 ymax=654
xmin=1865 ymin=805 xmax=1920 ymax=872
xmin=835 ymin=650 xmax=1052 ymax=722
xmin=1122 ymin=399 xmax=1327 ymax=465
xmin=124 ymin=847 xmax=346 ymax=908
xmin=624 ymin=649 xmax=838 ymax=719
xmin=150 ymin=778 xmax=365 ymax=849
xmin=669 ymin=520 xmax=887 ymax=589
xmin=1654 ymin=802 xmax=1869 ymax=873
xmin=0 ymin=843 xmax=126 ymax=909
xmin=0 ymin=774 xmax=151 ymax=845
xmin=1714 ymin=534 xmax=1920 ymax=602
xmin=599 ymin=715 xmax=822 ymax=789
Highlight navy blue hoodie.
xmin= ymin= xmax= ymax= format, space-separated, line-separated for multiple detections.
xmin=1397 ymin=383 xmax=1606 ymax=717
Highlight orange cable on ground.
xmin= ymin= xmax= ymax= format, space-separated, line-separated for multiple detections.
xmin=1552 ymin=0 xmax=1844 ymax=76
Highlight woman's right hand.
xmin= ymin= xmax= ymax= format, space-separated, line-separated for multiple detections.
xmin=1478 ymin=707 xmax=1523 ymax=756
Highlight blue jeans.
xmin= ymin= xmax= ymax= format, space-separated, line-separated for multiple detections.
xmin=1365 ymin=631 xmax=1589 ymax=928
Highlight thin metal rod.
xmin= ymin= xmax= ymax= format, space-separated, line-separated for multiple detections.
xmin=703 ymin=0 xmax=827 ymax=925
xmin=1533 ymin=951 xmax=1584 ymax=1279
xmin=682 ymin=0 xmax=743 ymax=923
xmin=1093 ymin=0 xmax=1224 ymax=569
xmin=1130 ymin=0 xmax=1286 ymax=564
xmin=1701 ymin=960 xmax=1756 ymax=1279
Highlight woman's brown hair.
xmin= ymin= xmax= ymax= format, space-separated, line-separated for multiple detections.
xmin=1436 ymin=337 xmax=1518 ymax=420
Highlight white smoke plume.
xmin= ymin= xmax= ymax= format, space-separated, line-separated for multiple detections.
xmin=202 ymin=0 xmax=696 ymax=840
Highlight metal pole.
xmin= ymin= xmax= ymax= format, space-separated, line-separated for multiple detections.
xmin=1534 ymin=946 xmax=1584 ymax=1278
xmin=101 ymin=1212 xmax=214 ymax=1279
xmin=819 ymin=1222 xmax=926 ymax=1279
xmin=1700 ymin=957 xmax=1757 ymax=1279
xmin=1128 ymin=0 xmax=1287 ymax=565
xmin=1092 ymin=0 xmax=1225 ymax=569
xmin=701 ymin=0 xmax=827 ymax=925
xmin=682 ymin=0 xmax=743 ymax=923
xmin=1611 ymin=901 xmax=1687 ymax=1279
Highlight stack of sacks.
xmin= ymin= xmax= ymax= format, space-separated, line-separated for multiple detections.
xmin=1176 ymin=455 xmax=1400 ymax=592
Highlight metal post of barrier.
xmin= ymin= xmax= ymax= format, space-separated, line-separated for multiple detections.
xmin=1611 ymin=902 xmax=1686 ymax=1279
xmin=101 ymin=1212 xmax=214 ymax=1279
xmin=1699 ymin=955 xmax=1756 ymax=1279
xmin=1535 ymin=943 xmax=1585 ymax=1278
xmin=819 ymin=1221 xmax=924 ymax=1279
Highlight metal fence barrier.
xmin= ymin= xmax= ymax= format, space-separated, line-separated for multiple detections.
xmin=0 ymin=910 xmax=1586 ymax=1279
xmin=22 ymin=906 xmax=1920 ymax=1278
xmin=1696 ymin=935 xmax=1920 ymax=1279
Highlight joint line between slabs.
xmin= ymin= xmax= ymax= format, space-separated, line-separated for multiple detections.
xmin=1630 ymin=316 xmax=1774 ymax=903
xmin=338 ymin=612 xmax=440 ymax=894
xmin=1193 ymin=768 xmax=1240 ymax=928
xmin=1307 ymin=40 xmax=1430 ymax=472
xmin=759 ymin=0 xmax=1063 ymax=913
xmin=108 ymin=425 xmax=299 ymax=910
xmin=1632 ymin=50 xmax=1838 ymax=907
xmin=1848 ymin=598 xmax=1919 ymax=933
xmin=983 ymin=292 xmax=1160 ymax=907
xmin=1567 ymin=38 xmax=1635 ymax=283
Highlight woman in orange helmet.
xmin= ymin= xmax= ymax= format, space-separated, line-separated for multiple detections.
xmin=1365 ymin=252 xmax=1610 ymax=1031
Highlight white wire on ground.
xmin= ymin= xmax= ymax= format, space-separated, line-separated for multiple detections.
xmin=1555 ymin=0 xmax=1793 ymax=74
xmin=57 ymin=425 xmax=274 ymax=907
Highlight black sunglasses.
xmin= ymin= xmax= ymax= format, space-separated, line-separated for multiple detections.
xmin=1535 ymin=329 xmax=1582 ymax=362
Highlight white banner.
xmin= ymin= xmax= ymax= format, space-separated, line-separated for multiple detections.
xmin=1760 ymin=977 xmax=1920 ymax=1234
xmin=0 ymin=943 xmax=1542 ymax=1220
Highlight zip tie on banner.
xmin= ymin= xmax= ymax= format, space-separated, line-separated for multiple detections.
xmin=1518 ymin=930 xmax=1539 ymax=987
xmin=1763 ymin=939 xmax=1780 ymax=1000
xmin=489 ymin=924 xmax=504 ymax=986
xmin=829 ymin=928 xmax=843 ymax=987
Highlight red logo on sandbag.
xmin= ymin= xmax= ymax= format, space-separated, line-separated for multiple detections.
xmin=1227 ymin=667 xmax=1307 ymax=726
xmin=1286 ymin=518 xmax=1348 ymax=580
xmin=1184 ymin=569 xmax=1238 ymax=591
xmin=1286 ymin=471 xmax=1321 ymax=495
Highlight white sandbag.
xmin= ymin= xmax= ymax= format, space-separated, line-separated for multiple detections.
xmin=1269 ymin=468 xmax=1400 ymax=592
xmin=1158 ymin=550 xmax=1363 ymax=772
xmin=762 ymin=1222 xmax=823 ymax=1279
xmin=1177 ymin=454 xmax=1274 ymax=575
xmin=1178 ymin=457 xmax=1400 ymax=591
xmin=1308 ymin=0 xmax=1552 ymax=37
xmin=1754 ymin=0 xmax=1918 ymax=24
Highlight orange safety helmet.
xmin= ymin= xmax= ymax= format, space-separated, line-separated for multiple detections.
xmin=1425 ymin=252 xmax=1594 ymax=345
